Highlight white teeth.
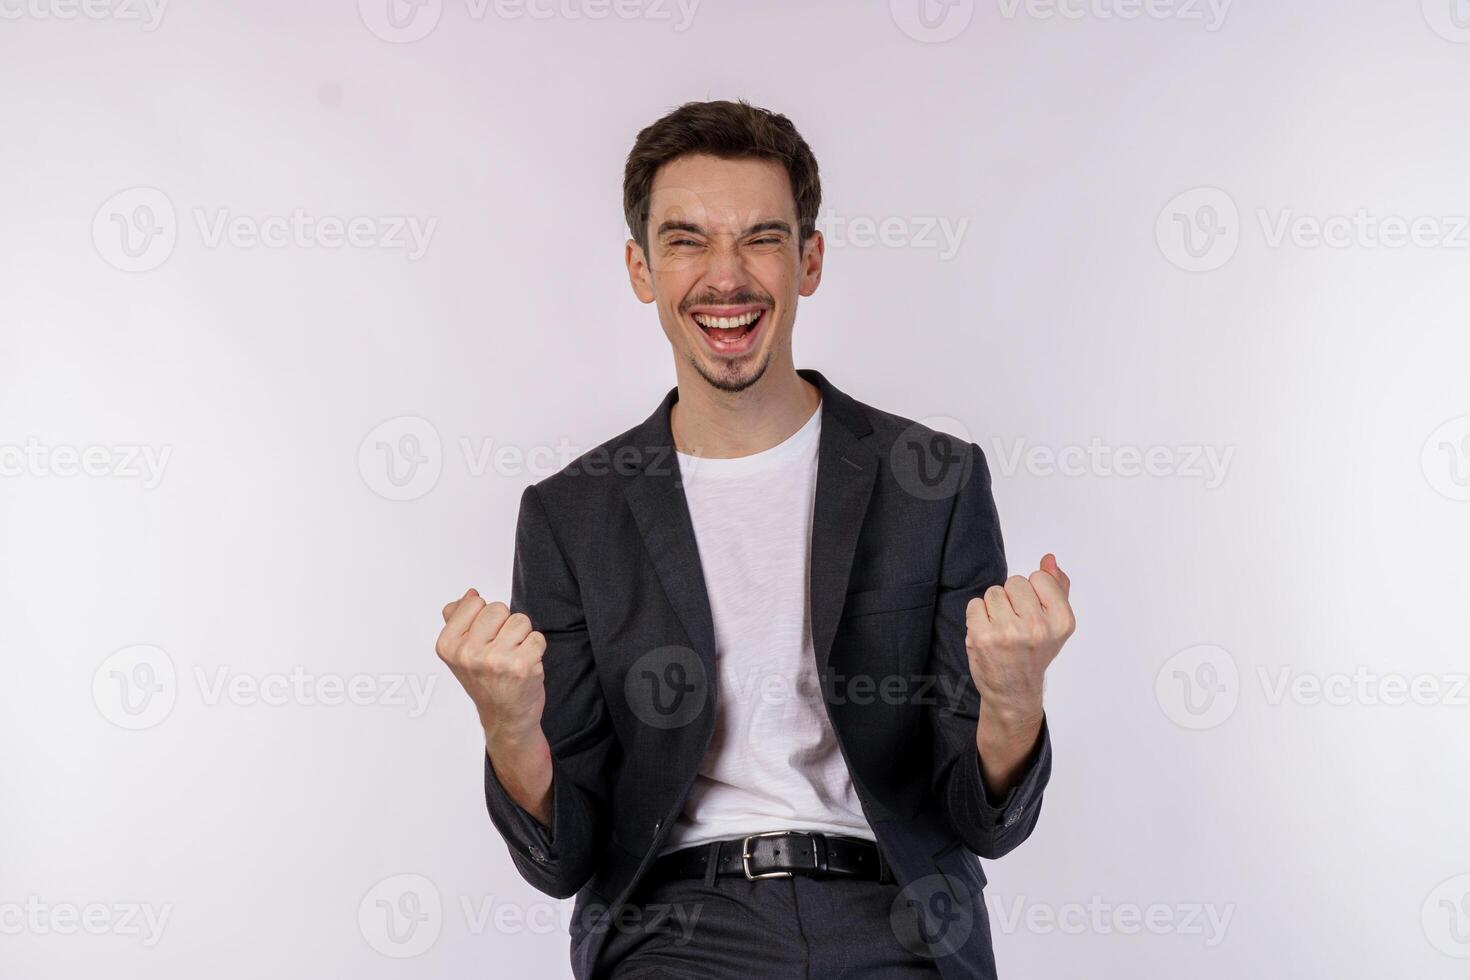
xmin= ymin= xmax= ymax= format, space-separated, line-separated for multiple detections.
xmin=693 ymin=310 xmax=762 ymax=329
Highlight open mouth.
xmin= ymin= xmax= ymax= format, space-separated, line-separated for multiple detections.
xmin=690 ymin=308 xmax=766 ymax=356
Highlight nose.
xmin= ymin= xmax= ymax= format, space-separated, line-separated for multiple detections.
xmin=700 ymin=237 xmax=750 ymax=296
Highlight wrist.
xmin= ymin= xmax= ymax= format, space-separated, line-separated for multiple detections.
xmin=483 ymin=717 xmax=548 ymax=756
xmin=978 ymin=694 xmax=1045 ymax=735
xmin=485 ymin=724 xmax=545 ymax=753
xmin=484 ymin=727 xmax=554 ymax=828
xmin=974 ymin=700 xmax=1043 ymax=802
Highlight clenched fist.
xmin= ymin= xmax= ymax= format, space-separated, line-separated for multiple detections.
xmin=965 ymin=554 xmax=1075 ymax=723
xmin=436 ymin=588 xmax=548 ymax=743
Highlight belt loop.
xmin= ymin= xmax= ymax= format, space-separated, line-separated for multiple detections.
xmin=702 ymin=841 xmax=720 ymax=887
xmin=812 ymin=833 xmax=829 ymax=876
xmin=876 ymin=843 xmax=890 ymax=884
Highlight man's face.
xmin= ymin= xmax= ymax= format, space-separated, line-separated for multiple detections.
xmin=627 ymin=153 xmax=823 ymax=394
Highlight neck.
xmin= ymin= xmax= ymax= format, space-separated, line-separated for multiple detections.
xmin=670 ymin=366 xmax=821 ymax=459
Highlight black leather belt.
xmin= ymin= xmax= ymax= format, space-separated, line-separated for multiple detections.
xmin=649 ymin=831 xmax=893 ymax=883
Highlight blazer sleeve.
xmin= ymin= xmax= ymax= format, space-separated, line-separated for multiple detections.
xmin=926 ymin=440 xmax=1053 ymax=860
xmin=482 ymin=482 xmax=616 ymax=899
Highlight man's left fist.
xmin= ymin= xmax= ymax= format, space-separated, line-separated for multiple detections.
xmin=965 ymin=553 xmax=1075 ymax=717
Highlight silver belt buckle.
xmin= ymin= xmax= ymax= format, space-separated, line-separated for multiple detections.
xmin=741 ymin=832 xmax=795 ymax=881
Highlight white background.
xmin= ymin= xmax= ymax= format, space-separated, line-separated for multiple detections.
xmin=2 ymin=0 xmax=1469 ymax=976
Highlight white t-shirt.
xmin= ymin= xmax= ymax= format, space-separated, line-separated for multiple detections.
xmin=658 ymin=399 xmax=876 ymax=855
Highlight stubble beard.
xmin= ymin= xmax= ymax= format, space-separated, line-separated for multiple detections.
xmin=688 ymin=346 xmax=773 ymax=394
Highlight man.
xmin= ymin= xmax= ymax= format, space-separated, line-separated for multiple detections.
xmin=435 ymin=99 xmax=1075 ymax=979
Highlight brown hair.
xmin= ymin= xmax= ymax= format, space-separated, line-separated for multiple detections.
xmin=623 ymin=99 xmax=822 ymax=261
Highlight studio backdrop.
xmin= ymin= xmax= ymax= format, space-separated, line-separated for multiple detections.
xmin=2 ymin=1 xmax=1467 ymax=977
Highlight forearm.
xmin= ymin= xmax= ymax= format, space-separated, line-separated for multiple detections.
xmin=485 ymin=727 xmax=553 ymax=828
xmin=976 ymin=697 xmax=1044 ymax=800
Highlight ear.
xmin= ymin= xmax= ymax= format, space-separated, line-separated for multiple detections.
xmin=798 ymin=229 xmax=825 ymax=297
xmin=626 ymin=238 xmax=656 ymax=303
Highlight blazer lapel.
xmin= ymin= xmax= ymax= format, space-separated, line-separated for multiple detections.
xmin=803 ymin=370 xmax=879 ymax=673
xmin=622 ymin=388 xmax=718 ymax=681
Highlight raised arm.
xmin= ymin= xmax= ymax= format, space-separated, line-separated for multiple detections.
xmin=436 ymin=483 xmax=616 ymax=898
xmin=927 ymin=441 xmax=1074 ymax=859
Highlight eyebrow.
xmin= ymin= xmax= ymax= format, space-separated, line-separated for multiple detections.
xmin=656 ymin=219 xmax=793 ymax=239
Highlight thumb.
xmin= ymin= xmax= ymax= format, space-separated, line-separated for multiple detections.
xmin=1039 ymin=553 xmax=1071 ymax=598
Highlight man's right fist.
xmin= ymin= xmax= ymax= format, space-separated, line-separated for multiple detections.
xmin=436 ymin=588 xmax=547 ymax=742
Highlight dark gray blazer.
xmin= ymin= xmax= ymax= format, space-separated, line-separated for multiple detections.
xmin=483 ymin=368 xmax=1051 ymax=980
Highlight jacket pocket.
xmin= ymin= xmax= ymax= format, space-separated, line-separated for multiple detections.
xmin=932 ymin=838 xmax=988 ymax=891
xmin=842 ymin=580 xmax=938 ymax=618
